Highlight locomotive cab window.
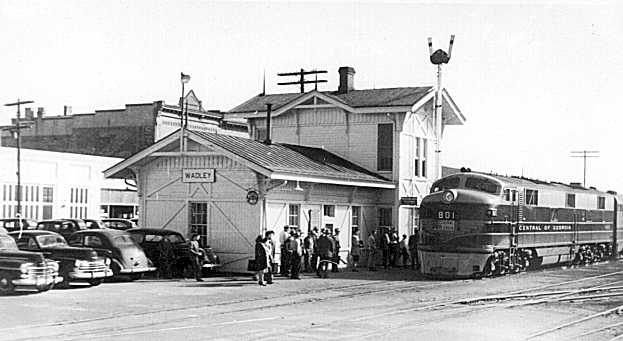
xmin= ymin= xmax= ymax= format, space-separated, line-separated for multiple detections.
xmin=503 ymin=189 xmax=517 ymax=201
xmin=566 ymin=194 xmax=576 ymax=208
xmin=431 ymin=176 xmax=460 ymax=193
xmin=464 ymin=177 xmax=500 ymax=195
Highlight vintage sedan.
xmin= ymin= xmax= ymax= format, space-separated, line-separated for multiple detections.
xmin=67 ymin=229 xmax=156 ymax=279
xmin=101 ymin=219 xmax=137 ymax=231
xmin=37 ymin=219 xmax=88 ymax=240
xmin=9 ymin=230 xmax=113 ymax=287
xmin=0 ymin=228 xmax=62 ymax=293
xmin=0 ymin=218 xmax=38 ymax=232
xmin=126 ymin=228 xmax=193 ymax=277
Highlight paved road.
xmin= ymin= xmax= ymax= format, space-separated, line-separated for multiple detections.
xmin=3 ymin=262 xmax=623 ymax=341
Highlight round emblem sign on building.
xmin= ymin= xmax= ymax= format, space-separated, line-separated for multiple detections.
xmin=246 ymin=190 xmax=259 ymax=205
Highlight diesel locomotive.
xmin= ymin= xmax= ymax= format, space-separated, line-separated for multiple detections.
xmin=418 ymin=169 xmax=623 ymax=278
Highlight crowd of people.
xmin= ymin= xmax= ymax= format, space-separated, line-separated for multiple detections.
xmin=253 ymin=225 xmax=420 ymax=286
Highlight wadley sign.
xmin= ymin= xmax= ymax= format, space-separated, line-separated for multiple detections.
xmin=182 ymin=168 xmax=215 ymax=183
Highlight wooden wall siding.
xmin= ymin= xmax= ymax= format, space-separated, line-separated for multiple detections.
xmin=152 ymin=155 xmax=244 ymax=171
xmin=265 ymin=182 xmax=385 ymax=206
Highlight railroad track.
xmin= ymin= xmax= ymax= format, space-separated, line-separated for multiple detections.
xmin=6 ymin=263 xmax=623 ymax=341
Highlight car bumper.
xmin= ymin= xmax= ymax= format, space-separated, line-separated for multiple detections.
xmin=69 ymin=269 xmax=114 ymax=279
xmin=13 ymin=275 xmax=64 ymax=287
xmin=119 ymin=266 xmax=156 ymax=274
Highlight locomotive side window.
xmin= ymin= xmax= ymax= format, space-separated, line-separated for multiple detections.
xmin=430 ymin=177 xmax=460 ymax=193
xmin=566 ymin=194 xmax=576 ymax=208
xmin=503 ymin=189 xmax=517 ymax=201
xmin=525 ymin=189 xmax=539 ymax=205
xmin=465 ymin=177 xmax=500 ymax=194
xmin=597 ymin=196 xmax=605 ymax=209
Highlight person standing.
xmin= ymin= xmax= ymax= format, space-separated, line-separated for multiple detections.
xmin=367 ymin=230 xmax=378 ymax=271
xmin=279 ymin=225 xmax=290 ymax=276
xmin=408 ymin=230 xmax=419 ymax=270
xmin=303 ymin=231 xmax=314 ymax=273
xmin=255 ymin=235 xmax=270 ymax=286
xmin=389 ymin=229 xmax=399 ymax=268
xmin=331 ymin=229 xmax=341 ymax=272
xmin=264 ymin=230 xmax=275 ymax=284
xmin=399 ymin=234 xmax=409 ymax=269
xmin=310 ymin=227 xmax=319 ymax=272
xmin=316 ymin=229 xmax=334 ymax=278
xmin=351 ymin=228 xmax=362 ymax=272
xmin=288 ymin=232 xmax=303 ymax=279
xmin=189 ymin=234 xmax=204 ymax=282
xmin=157 ymin=237 xmax=174 ymax=279
xmin=381 ymin=229 xmax=390 ymax=269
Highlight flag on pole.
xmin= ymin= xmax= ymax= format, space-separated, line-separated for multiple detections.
xmin=181 ymin=72 xmax=191 ymax=83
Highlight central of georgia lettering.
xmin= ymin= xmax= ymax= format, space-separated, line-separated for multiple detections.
xmin=518 ymin=224 xmax=573 ymax=232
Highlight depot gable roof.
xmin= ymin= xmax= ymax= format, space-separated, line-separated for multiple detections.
xmin=228 ymin=87 xmax=465 ymax=125
xmin=104 ymin=130 xmax=395 ymax=189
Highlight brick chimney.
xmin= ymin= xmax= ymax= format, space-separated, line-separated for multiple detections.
xmin=37 ymin=107 xmax=45 ymax=118
xmin=63 ymin=105 xmax=72 ymax=116
xmin=25 ymin=108 xmax=34 ymax=120
xmin=338 ymin=66 xmax=355 ymax=94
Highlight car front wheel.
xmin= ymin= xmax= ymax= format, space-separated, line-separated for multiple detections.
xmin=89 ymin=279 xmax=103 ymax=286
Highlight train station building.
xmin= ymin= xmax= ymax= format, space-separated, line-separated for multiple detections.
xmin=104 ymin=66 xmax=466 ymax=272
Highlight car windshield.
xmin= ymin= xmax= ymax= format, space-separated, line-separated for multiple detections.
xmin=0 ymin=236 xmax=18 ymax=250
xmin=36 ymin=235 xmax=68 ymax=247
xmin=113 ymin=234 xmax=137 ymax=246
xmin=431 ymin=176 xmax=461 ymax=193
xmin=465 ymin=177 xmax=501 ymax=194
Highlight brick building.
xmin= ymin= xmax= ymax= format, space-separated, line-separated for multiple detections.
xmin=1 ymin=91 xmax=247 ymax=158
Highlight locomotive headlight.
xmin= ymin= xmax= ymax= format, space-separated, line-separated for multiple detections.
xmin=442 ymin=190 xmax=455 ymax=203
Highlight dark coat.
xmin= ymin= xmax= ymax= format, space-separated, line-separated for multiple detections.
xmin=255 ymin=241 xmax=269 ymax=271
xmin=316 ymin=235 xmax=334 ymax=258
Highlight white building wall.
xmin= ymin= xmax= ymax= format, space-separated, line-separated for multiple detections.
xmin=0 ymin=147 xmax=127 ymax=220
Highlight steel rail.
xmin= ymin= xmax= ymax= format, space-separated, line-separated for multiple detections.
xmin=576 ymin=321 xmax=623 ymax=338
xmin=525 ymin=304 xmax=623 ymax=339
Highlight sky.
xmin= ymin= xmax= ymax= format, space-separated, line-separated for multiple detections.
xmin=1 ymin=1 xmax=622 ymax=192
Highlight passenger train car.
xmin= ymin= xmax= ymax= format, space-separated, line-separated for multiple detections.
xmin=418 ymin=169 xmax=623 ymax=278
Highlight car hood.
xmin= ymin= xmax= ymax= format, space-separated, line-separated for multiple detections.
xmin=0 ymin=249 xmax=45 ymax=263
xmin=40 ymin=246 xmax=98 ymax=261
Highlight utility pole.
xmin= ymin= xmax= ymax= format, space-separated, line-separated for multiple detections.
xmin=570 ymin=150 xmax=599 ymax=187
xmin=4 ymin=99 xmax=34 ymax=219
xmin=427 ymin=35 xmax=455 ymax=180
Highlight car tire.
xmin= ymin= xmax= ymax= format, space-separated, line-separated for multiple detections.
xmin=0 ymin=273 xmax=14 ymax=294
xmin=89 ymin=279 xmax=103 ymax=286
xmin=36 ymin=283 xmax=54 ymax=292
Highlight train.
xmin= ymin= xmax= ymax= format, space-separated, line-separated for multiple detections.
xmin=418 ymin=169 xmax=623 ymax=278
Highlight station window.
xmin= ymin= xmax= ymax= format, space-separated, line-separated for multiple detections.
xmin=323 ymin=205 xmax=335 ymax=217
xmin=190 ymin=202 xmax=209 ymax=247
xmin=422 ymin=139 xmax=427 ymax=178
xmin=42 ymin=205 xmax=52 ymax=219
xmin=2 ymin=184 xmax=5 ymax=201
xmin=378 ymin=207 xmax=392 ymax=227
xmin=377 ymin=124 xmax=393 ymax=171
xmin=351 ymin=206 xmax=360 ymax=229
xmin=42 ymin=187 xmax=53 ymax=203
xmin=70 ymin=188 xmax=74 ymax=203
xmin=414 ymin=138 xmax=420 ymax=176
xmin=525 ymin=189 xmax=539 ymax=206
xmin=598 ymin=196 xmax=606 ymax=210
xmin=288 ymin=204 xmax=300 ymax=228
xmin=566 ymin=194 xmax=576 ymax=208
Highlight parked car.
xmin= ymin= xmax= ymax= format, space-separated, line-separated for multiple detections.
xmin=127 ymin=228 xmax=220 ymax=277
xmin=0 ymin=218 xmax=38 ymax=232
xmin=84 ymin=219 xmax=107 ymax=229
xmin=9 ymin=230 xmax=113 ymax=287
xmin=37 ymin=219 xmax=88 ymax=240
xmin=101 ymin=219 xmax=137 ymax=231
xmin=0 ymin=227 xmax=62 ymax=294
xmin=67 ymin=229 xmax=155 ymax=279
